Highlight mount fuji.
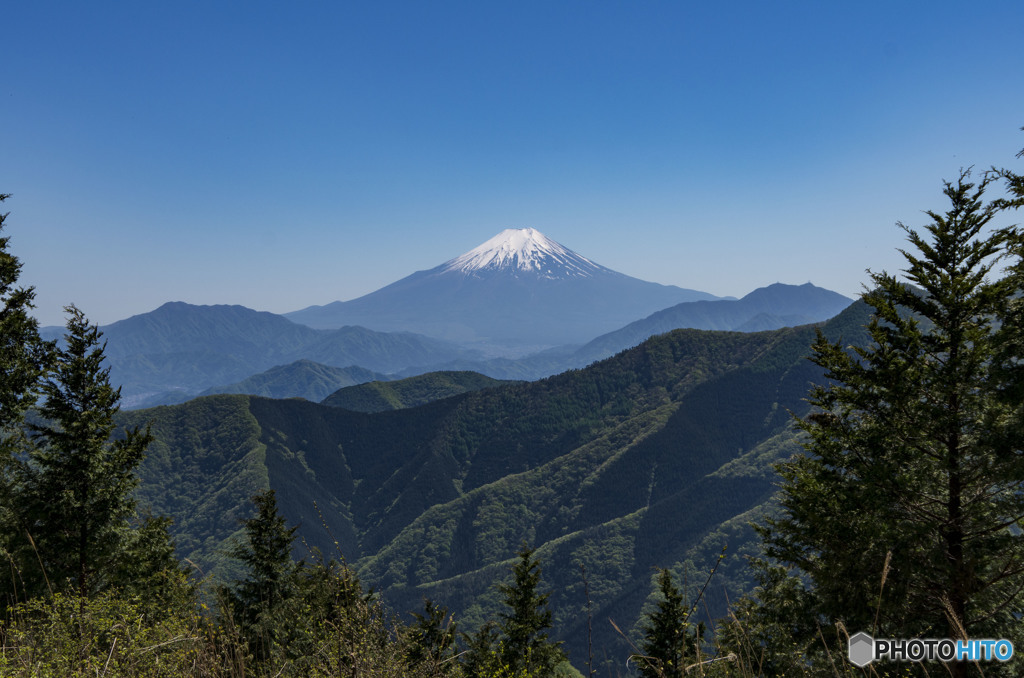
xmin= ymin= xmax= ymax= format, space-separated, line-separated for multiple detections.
xmin=286 ymin=228 xmax=720 ymax=352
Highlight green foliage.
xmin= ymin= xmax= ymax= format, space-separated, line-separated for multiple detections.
xmin=14 ymin=306 xmax=153 ymax=599
xmin=113 ymin=512 xmax=197 ymax=618
xmin=462 ymin=619 xmax=501 ymax=677
xmin=219 ymin=488 xmax=438 ymax=675
xmin=992 ymin=129 xmax=1024 ymax=212
xmin=1 ymin=591 xmax=211 ymax=677
xmin=496 ymin=545 xmax=567 ymax=675
xmin=252 ymin=556 xmax=395 ymax=675
xmin=454 ymin=547 xmax=575 ymax=677
xmin=125 ymin=394 xmax=269 ymax=579
xmin=634 ymin=569 xmax=700 ymax=678
xmin=750 ymin=170 xmax=1024 ymax=671
xmin=226 ymin=489 xmax=299 ymax=660
xmin=407 ymin=598 xmax=461 ymax=677
xmin=0 ymin=195 xmax=52 ymax=588
xmin=717 ymin=558 xmax=823 ymax=676
xmin=0 ymin=195 xmax=51 ymax=449
xmin=321 ymin=370 xmax=509 ymax=412
xmin=0 ymin=580 xmax=448 ymax=678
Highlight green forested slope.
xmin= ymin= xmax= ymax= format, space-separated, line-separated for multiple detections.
xmin=202 ymin=360 xmax=388 ymax=401
xmin=128 ymin=396 xmax=269 ymax=579
xmin=124 ymin=300 xmax=871 ymax=674
xmin=321 ymin=370 xmax=510 ymax=412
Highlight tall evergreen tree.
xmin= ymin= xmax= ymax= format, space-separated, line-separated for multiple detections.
xmin=756 ymin=170 xmax=1024 ymax=673
xmin=0 ymin=194 xmax=50 ymax=450
xmin=17 ymin=305 xmax=152 ymax=599
xmin=992 ymin=135 xmax=1024 ymax=414
xmin=227 ymin=488 xmax=298 ymax=660
xmin=635 ymin=569 xmax=694 ymax=678
xmin=0 ymin=194 xmax=52 ymax=586
xmin=497 ymin=545 xmax=567 ymax=676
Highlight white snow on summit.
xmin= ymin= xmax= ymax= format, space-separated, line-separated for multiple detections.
xmin=442 ymin=228 xmax=603 ymax=278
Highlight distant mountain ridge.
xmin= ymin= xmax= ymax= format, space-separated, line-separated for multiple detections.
xmin=570 ymin=281 xmax=852 ymax=365
xmin=38 ymin=229 xmax=853 ymax=408
xmin=50 ymin=302 xmax=483 ymax=407
xmin=203 ymin=361 xmax=389 ymax=402
xmin=286 ymin=228 xmax=721 ymax=351
xmin=41 ymin=280 xmax=851 ymax=408
xmin=321 ymin=370 xmax=511 ymax=412
xmin=391 ymin=282 xmax=854 ymax=380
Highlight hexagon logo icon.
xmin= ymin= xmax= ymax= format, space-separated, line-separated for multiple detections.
xmin=848 ymin=631 xmax=874 ymax=667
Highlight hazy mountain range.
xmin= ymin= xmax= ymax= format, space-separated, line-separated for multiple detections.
xmin=321 ymin=370 xmax=511 ymax=412
xmin=42 ymin=229 xmax=851 ymax=409
xmin=43 ymin=303 xmax=483 ymax=407
xmin=285 ymin=228 xmax=723 ymax=351
xmin=135 ymin=361 xmax=393 ymax=409
xmin=407 ymin=280 xmax=853 ymax=380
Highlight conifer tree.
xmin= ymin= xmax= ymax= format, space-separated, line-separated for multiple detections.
xmin=993 ymin=127 xmax=1024 ymax=211
xmin=0 ymin=194 xmax=52 ymax=581
xmin=756 ymin=170 xmax=1024 ymax=673
xmin=114 ymin=511 xmax=195 ymax=615
xmin=0 ymin=195 xmax=50 ymax=445
xmin=497 ymin=545 xmax=567 ymax=676
xmin=635 ymin=569 xmax=692 ymax=678
xmin=992 ymin=137 xmax=1024 ymax=410
xmin=407 ymin=598 xmax=460 ymax=677
xmin=18 ymin=305 xmax=152 ymax=598
xmin=228 ymin=488 xmax=298 ymax=660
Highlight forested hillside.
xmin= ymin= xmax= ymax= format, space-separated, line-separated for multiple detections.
xmin=321 ymin=370 xmax=510 ymax=412
xmin=122 ymin=299 xmax=872 ymax=671
xmin=204 ymin=361 xmax=389 ymax=402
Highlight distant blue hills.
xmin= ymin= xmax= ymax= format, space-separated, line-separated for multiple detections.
xmin=285 ymin=228 xmax=722 ymax=352
xmin=39 ymin=229 xmax=851 ymax=407
xmin=43 ymin=302 xmax=483 ymax=407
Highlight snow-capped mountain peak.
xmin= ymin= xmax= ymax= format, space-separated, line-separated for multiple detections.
xmin=442 ymin=228 xmax=603 ymax=278
xmin=286 ymin=225 xmax=722 ymax=348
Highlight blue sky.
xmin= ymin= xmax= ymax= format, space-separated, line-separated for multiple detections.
xmin=3 ymin=1 xmax=1023 ymax=327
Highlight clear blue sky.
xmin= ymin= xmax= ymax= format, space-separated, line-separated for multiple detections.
xmin=3 ymin=1 xmax=1023 ymax=327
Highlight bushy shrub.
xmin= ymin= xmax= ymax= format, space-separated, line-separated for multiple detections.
xmin=1 ymin=591 xmax=210 ymax=677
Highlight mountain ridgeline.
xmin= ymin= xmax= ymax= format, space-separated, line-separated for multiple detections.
xmin=39 ymin=230 xmax=849 ymax=410
xmin=202 ymin=361 xmax=392 ymax=402
xmin=413 ymin=281 xmax=853 ymax=380
xmin=40 ymin=302 xmax=483 ymax=407
xmin=71 ymin=282 xmax=848 ymax=408
xmin=123 ymin=299 xmax=872 ymax=673
xmin=285 ymin=228 xmax=722 ymax=351
xmin=321 ymin=371 xmax=512 ymax=412
xmin=569 ymin=281 xmax=852 ymax=365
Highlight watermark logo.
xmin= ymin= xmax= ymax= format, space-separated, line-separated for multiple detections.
xmin=848 ymin=632 xmax=1014 ymax=666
